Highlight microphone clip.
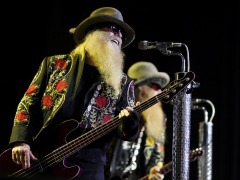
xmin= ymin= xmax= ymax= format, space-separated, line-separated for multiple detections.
xmin=159 ymin=49 xmax=172 ymax=56
xmin=155 ymin=42 xmax=174 ymax=56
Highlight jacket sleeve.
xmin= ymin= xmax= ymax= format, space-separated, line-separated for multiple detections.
xmin=9 ymin=57 xmax=50 ymax=147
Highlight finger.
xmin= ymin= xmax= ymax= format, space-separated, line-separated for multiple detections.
xmin=122 ymin=109 xmax=130 ymax=117
xmin=160 ymin=174 xmax=164 ymax=180
xmin=119 ymin=109 xmax=128 ymax=118
xmin=12 ymin=151 xmax=20 ymax=164
xmin=119 ymin=110 xmax=125 ymax=118
xmin=23 ymin=150 xmax=31 ymax=169
xmin=30 ymin=150 xmax=38 ymax=161
xmin=12 ymin=148 xmax=22 ymax=164
xmin=148 ymin=174 xmax=162 ymax=180
xmin=125 ymin=106 xmax=133 ymax=112
xmin=154 ymin=167 xmax=161 ymax=173
xmin=153 ymin=173 xmax=164 ymax=180
xmin=18 ymin=150 xmax=27 ymax=168
xmin=13 ymin=148 xmax=29 ymax=169
xmin=135 ymin=101 xmax=141 ymax=106
xmin=118 ymin=111 xmax=122 ymax=118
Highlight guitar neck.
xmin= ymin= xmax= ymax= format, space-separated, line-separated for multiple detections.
xmin=139 ymin=161 xmax=173 ymax=180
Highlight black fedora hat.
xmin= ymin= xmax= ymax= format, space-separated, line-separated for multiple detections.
xmin=71 ymin=7 xmax=135 ymax=48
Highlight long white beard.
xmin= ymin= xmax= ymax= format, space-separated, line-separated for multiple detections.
xmin=82 ymin=30 xmax=125 ymax=96
xmin=142 ymin=104 xmax=166 ymax=143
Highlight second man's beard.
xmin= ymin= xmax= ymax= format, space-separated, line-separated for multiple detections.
xmin=84 ymin=30 xmax=125 ymax=96
xmin=142 ymin=104 xmax=166 ymax=143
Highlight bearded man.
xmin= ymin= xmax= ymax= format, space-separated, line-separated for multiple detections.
xmin=7 ymin=7 xmax=140 ymax=180
xmin=108 ymin=61 xmax=170 ymax=180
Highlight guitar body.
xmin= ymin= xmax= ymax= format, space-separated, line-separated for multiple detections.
xmin=0 ymin=119 xmax=82 ymax=179
xmin=37 ymin=119 xmax=83 ymax=179
xmin=0 ymin=148 xmax=22 ymax=177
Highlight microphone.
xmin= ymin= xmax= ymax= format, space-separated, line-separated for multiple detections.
xmin=138 ymin=40 xmax=182 ymax=50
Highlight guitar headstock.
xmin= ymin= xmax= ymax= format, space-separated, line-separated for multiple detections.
xmin=161 ymin=71 xmax=195 ymax=103
xmin=190 ymin=147 xmax=203 ymax=161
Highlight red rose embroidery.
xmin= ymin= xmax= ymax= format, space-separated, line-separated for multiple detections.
xmin=55 ymin=59 xmax=67 ymax=70
xmin=16 ymin=111 xmax=28 ymax=122
xmin=26 ymin=84 xmax=36 ymax=96
xmin=42 ymin=95 xmax=53 ymax=108
xmin=96 ymin=96 xmax=107 ymax=108
xmin=55 ymin=80 xmax=67 ymax=92
xmin=102 ymin=115 xmax=112 ymax=124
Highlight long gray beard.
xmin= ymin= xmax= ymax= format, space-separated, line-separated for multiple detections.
xmin=142 ymin=104 xmax=166 ymax=143
xmin=84 ymin=30 xmax=125 ymax=96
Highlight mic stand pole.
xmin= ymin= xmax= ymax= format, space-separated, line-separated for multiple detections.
xmin=158 ymin=44 xmax=194 ymax=180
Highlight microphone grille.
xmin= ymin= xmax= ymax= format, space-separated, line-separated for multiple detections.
xmin=138 ymin=41 xmax=148 ymax=50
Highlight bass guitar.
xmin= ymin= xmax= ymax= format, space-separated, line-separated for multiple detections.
xmin=0 ymin=71 xmax=195 ymax=179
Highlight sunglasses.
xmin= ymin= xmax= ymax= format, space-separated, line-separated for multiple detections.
xmin=134 ymin=81 xmax=161 ymax=90
xmin=148 ymin=84 xmax=161 ymax=90
xmin=91 ymin=23 xmax=126 ymax=40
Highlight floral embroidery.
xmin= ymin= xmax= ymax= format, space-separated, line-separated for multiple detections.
xmin=41 ymin=56 xmax=70 ymax=111
xmin=15 ymin=111 xmax=28 ymax=122
xmin=82 ymin=82 xmax=117 ymax=128
xmin=13 ymin=55 xmax=71 ymax=127
xmin=96 ymin=96 xmax=107 ymax=108
xmin=25 ymin=84 xmax=36 ymax=96
xmin=55 ymin=59 xmax=67 ymax=70
xmin=102 ymin=115 xmax=112 ymax=124
xmin=82 ymin=75 xmax=129 ymax=128
xmin=42 ymin=95 xmax=53 ymax=109
xmin=55 ymin=80 xmax=67 ymax=92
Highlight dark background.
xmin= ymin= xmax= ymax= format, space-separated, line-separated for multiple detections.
xmin=1 ymin=1 xmax=239 ymax=180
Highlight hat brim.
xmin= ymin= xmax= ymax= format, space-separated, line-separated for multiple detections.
xmin=134 ymin=73 xmax=170 ymax=89
xmin=73 ymin=15 xmax=135 ymax=48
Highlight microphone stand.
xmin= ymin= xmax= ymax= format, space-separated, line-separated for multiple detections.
xmin=193 ymin=99 xmax=215 ymax=180
xmin=157 ymin=43 xmax=195 ymax=180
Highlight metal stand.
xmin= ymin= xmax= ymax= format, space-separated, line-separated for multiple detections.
xmin=192 ymin=99 xmax=215 ymax=180
xmin=158 ymin=43 xmax=195 ymax=180
xmin=138 ymin=41 xmax=198 ymax=180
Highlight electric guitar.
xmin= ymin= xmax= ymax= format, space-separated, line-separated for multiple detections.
xmin=0 ymin=71 xmax=195 ymax=179
xmin=139 ymin=147 xmax=203 ymax=180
